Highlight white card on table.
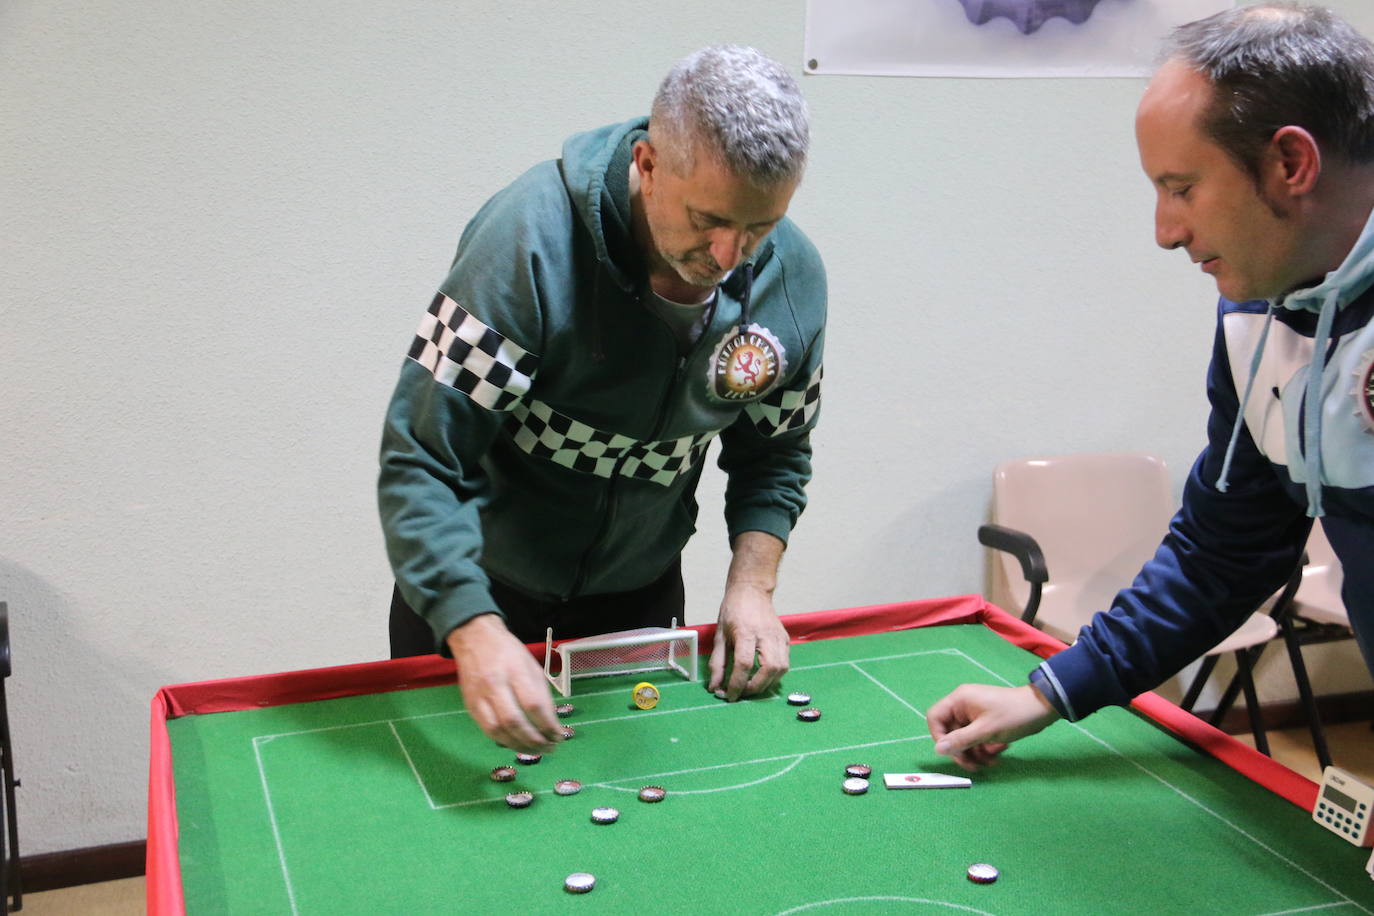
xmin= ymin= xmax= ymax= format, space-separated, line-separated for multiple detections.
xmin=883 ymin=772 xmax=972 ymax=789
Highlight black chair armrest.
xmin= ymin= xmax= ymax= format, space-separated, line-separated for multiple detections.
xmin=977 ymin=524 xmax=1048 ymax=625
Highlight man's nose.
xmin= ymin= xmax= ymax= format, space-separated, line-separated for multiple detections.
xmin=1155 ymin=201 xmax=1189 ymax=251
xmin=710 ymin=229 xmax=747 ymax=271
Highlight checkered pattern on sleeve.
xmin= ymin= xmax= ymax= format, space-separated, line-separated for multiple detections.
xmin=745 ymin=365 xmax=823 ymax=437
xmin=507 ymin=400 xmax=716 ymax=487
xmin=407 ymin=293 xmax=540 ymax=411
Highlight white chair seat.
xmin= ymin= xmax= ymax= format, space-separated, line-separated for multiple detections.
xmin=1290 ymin=562 xmax=1347 ymax=628
xmin=1208 ymin=612 xmax=1279 ymax=656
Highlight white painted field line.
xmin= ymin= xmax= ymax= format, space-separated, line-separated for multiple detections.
xmin=433 ymin=733 xmax=933 ymax=809
xmin=773 ymin=898 xmax=995 ymax=916
xmin=848 ymin=662 xmax=926 ymax=720
xmin=583 ymin=733 xmax=931 ymax=796
xmin=387 ymin=721 xmax=438 ymax=810
xmin=251 ymin=736 xmax=300 ymax=916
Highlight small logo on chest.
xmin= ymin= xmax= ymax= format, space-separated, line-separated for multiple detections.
xmin=708 ymin=324 xmax=786 ymax=401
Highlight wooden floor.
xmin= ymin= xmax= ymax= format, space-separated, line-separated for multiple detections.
xmin=22 ymin=722 xmax=1374 ymax=914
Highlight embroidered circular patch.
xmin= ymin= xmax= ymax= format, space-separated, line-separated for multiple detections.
xmin=708 ymin=323 xmax=786 ymax=402
xmin=1354 ymin=348 xmax=1374 ymax=433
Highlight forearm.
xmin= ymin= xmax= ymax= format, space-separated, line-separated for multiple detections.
xmin=725 ymin=530 xmax=785 ymax=595
xmin=379 ymin=366 xmax=505 ymax=648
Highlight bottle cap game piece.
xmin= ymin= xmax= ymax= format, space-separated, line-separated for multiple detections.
xmin=591 ymin=806 xmax=620 ymax=824
xmin=564 ymin=873 xmax=596 ymax=894
xmin=633 ymin=682 xmax=660 ymax=710
xmin=967 ymin=863 xmax=999 ymax=884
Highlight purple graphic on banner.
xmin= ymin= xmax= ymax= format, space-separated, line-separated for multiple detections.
xmin=956 ymin=0 xmax=1107 ymax=35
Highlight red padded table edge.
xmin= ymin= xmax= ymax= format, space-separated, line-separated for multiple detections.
xmin=145 ymin=594 xmax=1317 ymax=916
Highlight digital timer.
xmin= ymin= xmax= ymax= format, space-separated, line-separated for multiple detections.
xmin=1313 ymin=766 xmax=1374 ymax=847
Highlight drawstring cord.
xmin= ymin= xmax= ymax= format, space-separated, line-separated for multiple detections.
xmin=1215 ymin=300 xmax=1277 ymax=495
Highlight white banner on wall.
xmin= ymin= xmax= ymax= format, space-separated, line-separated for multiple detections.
xmin=804 ymin=0 xmax=1235 ymax=78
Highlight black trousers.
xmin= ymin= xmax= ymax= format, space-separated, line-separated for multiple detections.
xmin=388 ymin=559 xmax=687 ymax=658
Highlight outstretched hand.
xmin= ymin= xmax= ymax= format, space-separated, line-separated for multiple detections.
xmin=926 ymin=683 xmax=1061 ymax=771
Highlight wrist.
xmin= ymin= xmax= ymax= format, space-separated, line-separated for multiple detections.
xmin=445 ymin=612 xmax=505 ymax=654
xmin=1027 ymin=665 xmax=1070 ymax=721
xmin=724 ymin=578 xmax=775 ymax=597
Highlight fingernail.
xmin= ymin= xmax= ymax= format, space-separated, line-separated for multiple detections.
xmin=934 ymin=741 xmax=950 ymax=754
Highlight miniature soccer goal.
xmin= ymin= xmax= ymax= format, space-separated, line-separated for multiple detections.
xmin=543 ymin=620 xmax=698 ymax=698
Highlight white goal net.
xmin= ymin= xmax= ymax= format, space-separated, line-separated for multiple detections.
xmin=543 ymin=620 xmax=698 ymax=698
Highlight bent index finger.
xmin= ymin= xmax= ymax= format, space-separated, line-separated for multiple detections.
xmin=743 ymin=641 xmax=788 ymax=696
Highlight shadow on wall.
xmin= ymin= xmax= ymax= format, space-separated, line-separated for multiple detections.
xmin=0 ymin=557 xmax=177 ymax=854
xmin=863 ymin=474 xmax=988 ymax=607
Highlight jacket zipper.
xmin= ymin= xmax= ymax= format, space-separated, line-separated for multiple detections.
xmin=563 ymin=297 xmax=714 ymax=599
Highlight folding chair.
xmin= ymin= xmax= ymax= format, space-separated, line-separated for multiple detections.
xmin=978 ymin=452 xmax=1280 ymax=753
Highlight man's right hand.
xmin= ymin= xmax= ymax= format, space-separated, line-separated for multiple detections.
xmin=445 ymin=613 xmax=564 ymax=755
xmin=926 ymin=683 xmax=1061 ymax=772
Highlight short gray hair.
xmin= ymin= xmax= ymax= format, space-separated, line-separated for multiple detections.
xmin=1161 ymin=3 xmax=1374 ymax=179
xmin=649 ymin=45 xmax=809 ymax=187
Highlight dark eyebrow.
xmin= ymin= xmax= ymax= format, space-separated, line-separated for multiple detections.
xmin=1155 ymin=171 xmax=1198 ymax=186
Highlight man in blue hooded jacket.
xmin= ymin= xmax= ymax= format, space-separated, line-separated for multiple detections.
xmin=379 ymin=47 xmax=826 ymax=755
xmin=929 ymin=3 xmax=1374 ymax=770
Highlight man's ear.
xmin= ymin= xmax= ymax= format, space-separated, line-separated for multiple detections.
xmin=1268 ymin=125 xmax=1322 ymax=196
xmin=632 ymin=139 xmax=657 ymax=192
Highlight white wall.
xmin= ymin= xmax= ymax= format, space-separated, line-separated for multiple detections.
xmin=2 ymin=0 xmax=1369 ymax=855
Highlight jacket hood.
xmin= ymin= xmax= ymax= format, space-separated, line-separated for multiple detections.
xmin=1219 ymin=204 xmax=1374 ymax=515
xmin=1279 ymin=204 xmax=1374 ymax=314
xmin=561 ymin=117 xmax=647 ymax=294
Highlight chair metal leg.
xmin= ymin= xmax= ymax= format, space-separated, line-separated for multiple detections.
xmin=1206 ymin=642 xmax=1267 ymax=728
xmin=1180 ymin=655 xmax=1220 ymax=712
xmin=1279 ymin=614 xmax=1333 ymax=771
xmin=1233 ymin=648 xmax=1270 ymax=757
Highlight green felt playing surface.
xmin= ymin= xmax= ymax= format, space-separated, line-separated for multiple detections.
xmin=168 ymin=624 xmax=1374 ymax=915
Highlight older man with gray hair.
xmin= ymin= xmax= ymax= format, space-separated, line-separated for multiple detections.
xmin=379 ymin=46 xmax=826 ymax=754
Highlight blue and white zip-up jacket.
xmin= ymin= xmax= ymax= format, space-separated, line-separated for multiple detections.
xmin=1034 ymin=213 xmax=1374 ymax=720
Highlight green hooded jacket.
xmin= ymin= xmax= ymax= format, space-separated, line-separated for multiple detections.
xmin=378 ymin=117 xmax=827 ymax=649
